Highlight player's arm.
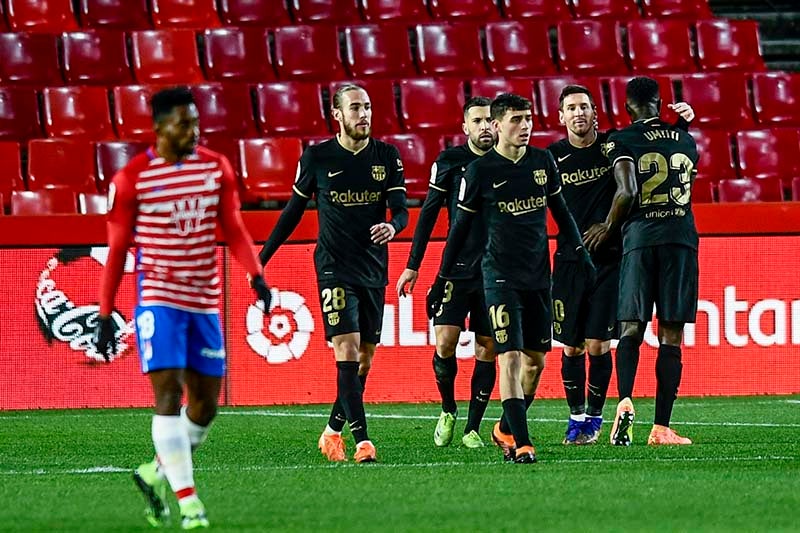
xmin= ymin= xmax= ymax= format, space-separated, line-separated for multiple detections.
xmin=584 ymin=156 xmax=636 ymax=252
xmin=372 ymin=147 xmax=408 ymax=245
xmin=668 ymin=102 xmax=695 ymax=131
xmin=397 ymin=157 xmax=449 ymax=297
xmin=258 ymin=153 xmax=313 ymax=266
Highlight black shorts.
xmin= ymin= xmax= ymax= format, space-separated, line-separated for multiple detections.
xmin=433 ymin=278 xmax=492 ymax=338
xmin=618 ymin=245 xmax=698 ymax=323
xmin=317 ymin=280 xmax=385 ymax=344
xmin=484 ymin=287 xmax=552 ymax=354
xmin=551 ymin=258 xmax=620 ymax=347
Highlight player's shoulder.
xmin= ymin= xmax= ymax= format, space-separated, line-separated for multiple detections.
xmin=526 ymin=144 xmax=556 ymax=165
xmin=546 ymin=137 xmax=570 ymax=156
xmin=370 ymin=137 xmax=401 ymax=156
xmin=437 ymin=144 xmax=474 ymax=167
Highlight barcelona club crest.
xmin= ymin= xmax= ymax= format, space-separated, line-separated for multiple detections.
xmin=601 ymin=142 xmax=613 ymax=158
xmin=371 ymin=165 xmax=386 ymax=182
xmin=327 ymin=312 xmax=340 ymax=326
xmin=532 ymin=169 xmax=547 ymax=186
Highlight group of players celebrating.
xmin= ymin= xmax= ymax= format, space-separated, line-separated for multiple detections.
xmin=94 ymin=75 xmax=700 ymax=528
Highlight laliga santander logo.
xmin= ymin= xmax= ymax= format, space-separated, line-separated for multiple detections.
xmin=35 ymin=247 xmax=136 ymax=362
xmin=246 ymin=287 xmax=315 ymax=364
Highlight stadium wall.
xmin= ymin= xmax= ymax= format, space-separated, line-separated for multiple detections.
xmin=2 ymin=203 xmax=799 ymax=410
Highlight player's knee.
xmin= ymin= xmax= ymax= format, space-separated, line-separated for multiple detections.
xmin=586 ymin=339 xmax=610 ymax=355
xmin=620 ymin=321 xmax=645 ymax=344
xmin=435 ymin=336 xmax=458 ymax=358
xmin=563 ymin=345 xmax=584 ymax=357
xmin=658 ymin=324 xmax=684 ymax=346
xmin=154 ymin=391 xmax=183 ymax=415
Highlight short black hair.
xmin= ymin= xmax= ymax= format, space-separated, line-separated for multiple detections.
xmin=332 ymin=83 xmax=366 ymax=110
xmin=151 ymin=87 xmax=194 ymax=123
xmin=463 ymin=96 xmax=491 ymax=117
xmin=626 ymin=77 xmax=660 ymax=108
xmin=558 ymin=85 xmax=595 ymax=109
xmin=490 ymin=93 xmax=531 ymax=121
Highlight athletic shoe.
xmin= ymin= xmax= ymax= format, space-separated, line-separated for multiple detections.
xmin=562 ymin=418 xmax=584 ymax=445
xmin=433 ymin=411 xmax=456 ymax=447
xmin=491 ymin=422 xmax=516 ymax=462
xmin=179 ymin=499 xmax=209 ymax=530
xmin=647 ymin=425 xmax=692 ymax=445
xmin=461 ymin=430 xmax=485 ymax=448
xmin=610 ymin=398 xmax=635 ymax=446
xmin=133 ymin=460 xmax=170 ymax=527
xmin=581 ymin=416 xmax=603 ymax=445
xmin=318 ymin=432 xmax=347 ymax=462
xmin=513 ymin=445 xmax=537 ymax=464
xmin=354 ymin=440 xmax=377 ymax=463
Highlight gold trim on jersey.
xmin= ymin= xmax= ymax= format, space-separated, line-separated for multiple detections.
xmin=493 ymin=146 xmax=527 ymax=164
xmin=457 ymin=204 xmax=477 ymax=213
xmin=386 ymin=186 xmax=407 ymax=192
xmin=292 ymin=185 xmax=310 ymax=198
xmin=429 ymin=183 xmax=447 ymax=192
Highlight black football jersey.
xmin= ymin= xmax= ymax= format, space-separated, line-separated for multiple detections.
xmin=607 ymin=118 xmax=699 ymax=252
xmin=458 ymin=147 xmax=561 ymax=290
xmin=293 ymin=137 xmax=407 ymax=287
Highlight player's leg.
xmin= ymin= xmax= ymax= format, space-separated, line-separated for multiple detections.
xmin=462 ymin=283 xmax=495 ymax=447
xmin=582 ymin=338 xmax=612 ymax=444
xmin=647 ymin=321 xmax=692 ymax=445
xmin=497 ymin=350 xmax=535 ymax=463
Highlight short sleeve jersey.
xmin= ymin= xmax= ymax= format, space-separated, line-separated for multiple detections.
xmin=426 ymin=144 xmax=485 ymax=279
xmin=458 ymin=147 xmax=561 ymax=290
xmin=607 ymin=118 xmax=700 ymax=252
xmin=547 ymin=130 xmax=621 ymax=264
xmin=293 ymin=137 xmax=406 ymax=288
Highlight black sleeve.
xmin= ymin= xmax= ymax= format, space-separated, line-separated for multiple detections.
xmin=407 ymin=186 xmax=448 ymax=270
xmin=549 ymin=192 xmax=584 ymax=251
xmin=387 ymin=189 xmax=408 ymax=235
xmin=437 ymin=207 xmax=474 ymax=278
xmin=674 ymin=117 xmax=690 ymax=132
xmin=258 ymin=193 xmax=310 ymax=266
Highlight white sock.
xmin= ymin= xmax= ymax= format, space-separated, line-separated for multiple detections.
xmin=323 ymin=424 xmax=341 ymax=436
xmin=151 ymin=415 xmax=194 ymax=494
xmin=181 ymin=406 xmax=212 ymax=451
xmin=570 ymin=413 xmax=587 ymax=422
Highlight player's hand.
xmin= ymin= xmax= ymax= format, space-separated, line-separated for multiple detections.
xmin=583 ymin=222 xmax=611 ymax=252
xmin=250 ymin=273 xmax=272 ymax=312
xmin=93 ymin=315 xmax=117 ymax=362
xmin=396 ymin=268 xmax=419 ymax=298
xmin=426 ymin=276 xmax=446 ymax=320
xmin=577 ymin=246 xmax=597 ymax=288
xmin=370 ymin=222 xmax=396 ymax=245
xmin=668 ymin=102 xmax=695 ymax=123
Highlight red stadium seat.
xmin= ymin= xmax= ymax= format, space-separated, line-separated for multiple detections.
xmin=343 ymin=24 xmax=415 ymax=79
xmin=238 ymin=137 xmax=303 ymax=203
xmin=6 ymin=0 xmax=78 ymax=32
xmin=641 ymin=0 xmax=712 ymax=18
xmin=202 ymin=27 xmax=274 ymax=83
xmin=679 ymin=73 xmax=753 ymax=130
xmin=273 ymin=25 xmax=345 ymax=81
xmin=254 ymin=82 xmax=328 ymax=136
xmin=0 ymin=142 xmax=24 ymax=208
xmin=112 ymin=85 xmax=159 ymax=142
xmin=290 ymin=0 xmax=362 ymax=24
xmin=689 ymin=129 xmax=736 ymax=183
xmin=691 ymin=180 xmax=715 ymax=204
xmin=470 ymin=78 xmax=534 ymax=101
xmin=327 ymin=79 xmax=400 ymax=135
xmin=792 ymin=177 xmax=800 ymax=201
xmin=399 ymin=78 xmax=466 ymax=132
xmin=78 ymin=192 xmax=108 ymax=214
xmin=199 ymin=134 xmax=239 ymax=168
xmin=695 ymin=19 xmax=765 ymax=72
xmin=752 ymin=72 xmax=800 ymax=126
xmin=95 ymin=140 xmax=149 ymax=192
xmin=0 ymin=87 xmax=43 ymax=141
xmin=43 ymin=86 xmax=114 ymax=140
xmin=735 ymin=128 xmax=800 ymax=181
xmin=379 ymin=133 xmax=444 ymax=200
xmin=500 ymin=0 xmax=571 ymax=20
xmin=0 ymin=33 xmax=63 ymax=86
xmin=414 ymin=23 xmax=486 ymax=77
xmin=130 ymin=30 xmax=204 ymax=84
xmin=718 ymin=178 xmax=784 ymax=203
xmin=62 ymin=31 xmax=133 ymax=86
xmin=360 ymin=0 xmax=429 ymax=22
xmin=570 ymin=0 xmax=639 ymax=19
xmin=536 ymin=76 xmax=610 ymax=131
xmin=28 ymin=139 xmax=97 ymax=193
xmin=626 ymin=20 xmax=696 ymax=74
xmin=78 ymin=0 xmax=151 ymax=29
xmin=528 ymin=130 xmax=562 ymax=149
xmin=485 ymin=21 xmax=556 ymax=76
xmin=607 ymin=75 xmax=676 ymax=129
xmin=11 ymin=188 xmax=78 ymax=215
xmin=428 ymin=0 xmax=500 ymax=20
xmin=557 ymin=20 xmax=628 ymax=75
xmin=150 ymin=0 xmax=221 ymax=28
xmin=217 ymin=0 xmax=292 ymax=26
xmin=190 ymin=83 xmax=257 ymax=138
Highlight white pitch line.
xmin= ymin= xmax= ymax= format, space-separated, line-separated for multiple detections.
xmin=2 ymin=455 xmax=797 ymax=477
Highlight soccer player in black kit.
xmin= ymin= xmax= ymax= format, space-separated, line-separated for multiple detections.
xmin=395 ymin=97 xmax=497 ymax=449
xmin=548 ymin=86 xmax=696 ymax=445
xmin=598 ymin=77 xmax=699 ymax=446
xmin=259 ymin=84 xmax=408 ymax=462
xmin=428 ymin=93 xmax=595 ymax=463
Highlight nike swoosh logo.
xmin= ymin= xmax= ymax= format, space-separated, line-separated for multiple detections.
xmin=492 ymin=181 xmax=507 ymax=189
xmin=327 ymin=170 xmax=343 ymax=177
xmin=557 ymin=154 xmax=571 ymax=162
xmin=540 ymin=338 xmax=551 ymax=344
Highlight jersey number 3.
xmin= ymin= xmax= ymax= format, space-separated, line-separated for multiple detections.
xmin=638 ymin=152 xmax=693 ymax=207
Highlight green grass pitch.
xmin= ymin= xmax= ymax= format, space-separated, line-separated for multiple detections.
xmin=1 ymin=396 xmax=798 ymax=532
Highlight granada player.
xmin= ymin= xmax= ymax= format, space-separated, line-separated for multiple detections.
xmin=93 ymin=87 xmax=271 ymax=529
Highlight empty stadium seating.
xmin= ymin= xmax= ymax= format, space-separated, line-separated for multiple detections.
xmin=607 ymin=75 xmax=676 ymax=129
xmin=78 ymin=192 xmax=108 ymax=214
xmin=0 ymin=87 xmax=43 ymax=140
xmin=238 ymin=137 xmax=303 ymax=203
xmin=626 ymin=20 xmax=696 ymax=73
xmin=679 ymin=73 xmax=754 ymax=130
xmin=640 ymin=0 xmax=712 ymax=18
xmin=327 ymin=79 xmax=401 ymax=135
xmin=190 ymin=83 xmax=258 ymax=138
xmin=557 ymin=20 xmax=628 ymax=74
xmin=470 ymin=78 xmax=535 ymax=101
xmin=216 ymin=0 xmax=291 ymax=26
xmin=6 ymin=0 xmax=79 ymax=33
xmin=428 ymin=0 xmax=500 ymax=20
xmin=254 ymin=82 xmax=328 ymax=136
xmin=570 ymin=0 xmax=639 ymax=19
xmin=692 ymin=180 xmax=715 ymax=203
xmin=528 ymin=130 xmax=562 ymax=149
xmin=379 ymin=133 xmax=444 ymax=200
xmin=27 ymin=139 xmax=97 ymax=193
xmin=42 ymin=86 xmax=115 ymax=140
xmin=695 ymin=19 xmax=766 ymax=72
xmin=112 ymin=85 xmax=159 ymax=141
xmin=78 ymin=0 xmax=152 ymax=29
xmin=11 ymin=188 xmax=78 ymax=215
xmin=718 ymin=178 xmax=784 ymax=203
xmin=751 ymin=71 xmax=800 ymax=126
xmin=61 ymin=30 xmax=134 ymax=86
xmin=202 ymin=27 xmax=274 ymax=82
xmin=0 ymin=142 xmax=24 ymax=207
xmin=399 ymin=78 xmax=466 ymax=132
xmin=414 ymin=23 xmax=486 ymax=77
xmin=537 ymin=76 xmax=610 ymax=130
xmin=343 ymin=24 xmax=416 ymax=79
xmin=0 ymin=32 xmax=63 ymax=86
xmin=95 ymin=141 xmax=149 ymax=191
xmin=360 ymin=0 xmax=429 ymax=22
xmin=130 ymin=30 xmax=204 ymax=84
xmin=150 ymin=0 xmax=221 ymax=28
xmin=484 ymin=20 xmax=556 ymax=76
xmin=290 ymin=0 xmax=363 ymax=24
xmin=689 ymin=128 xmax=736 ymax=183
xmin=499 ymin=0 xmax=571 ymax=20
xmin=273 ymin=25 xmax=345 ymax=80
xmin=735 ymin=128 xmax=800 ymax=181
xmin=793 ymin=177 xmax=800 ymax=201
